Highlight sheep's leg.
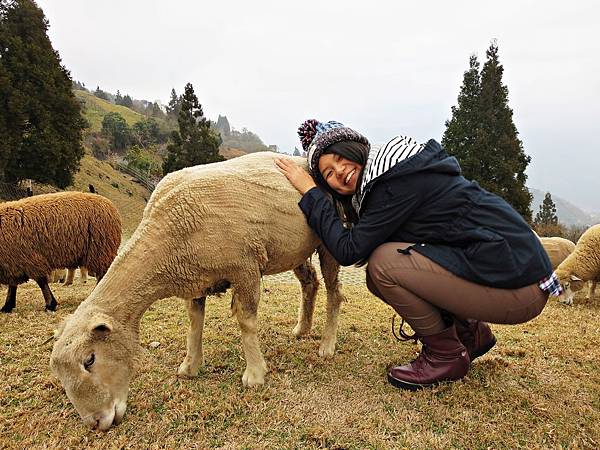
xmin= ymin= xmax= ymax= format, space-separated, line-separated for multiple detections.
xmin=64 ymin=268 xmax=75 ymax=286
xmin=292 ymin=260 xmax=319 ymax=337
xmin=232 ymin=279 xmax=267 ymax=387
xmin=177 ymin=297 xmax=207 ymax=378
xmin=585 ymin=281 xmax=597 ymax=301
xmin=1 ymin=285 xmax=17 ymax=313
xmin=317 ymin=246 xmax=345 ymax=358
xmin=36 ymin=277 xmax=58 ymax=311
xmin=80 ymin=267 xmax=89 ymax=284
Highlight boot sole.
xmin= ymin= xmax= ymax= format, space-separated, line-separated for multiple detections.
xmin=471 ymin=336 xmax=497 ymax=361
xmin=387 ymin=374 xmax=434 ymax=391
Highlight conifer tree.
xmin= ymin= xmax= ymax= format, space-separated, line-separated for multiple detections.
xmin=442 ymin=55 xmax=481 ymax=177
xmin=534 ymin=192 xmax=559 ymax=226
xmin=0 ymin=0 xmax=85 ymax=187
xmin=476 ymin=41 xmax=532 ymax=221
xmin=122 ymin=94 xmax=133 ymax=108
xmin=443 ymin=41 xmax=532 ymax=221
xmin=162 ymin=83 xmax=223 ymax=174
xmin=115 ymin=90 xmax=123 ymax=105
xmin=166 ymin=88 xmax=181 ymax=118
xmin=293 ymin=147 xmax=301 ymax=156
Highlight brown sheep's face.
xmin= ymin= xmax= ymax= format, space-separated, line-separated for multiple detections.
xmin=50 ymin=312 xmax=135 ymax=431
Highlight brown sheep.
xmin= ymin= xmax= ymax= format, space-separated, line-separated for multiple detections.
xmin=0 ymin=192 xmax=121 ymax=313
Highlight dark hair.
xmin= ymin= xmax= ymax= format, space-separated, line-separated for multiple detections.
xmin=314 ymin=141 xmax=369 ymax=225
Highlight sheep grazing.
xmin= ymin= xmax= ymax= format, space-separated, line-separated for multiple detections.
xmin=555 ymin=224 xmax=600 ymax=305
xmin=0 ymin=192 xmax=122 ymax=313
xmin=50 ymin=152 xmax=345 ymax=430
xmin=539 ymin=236 xmax=576 ymax=269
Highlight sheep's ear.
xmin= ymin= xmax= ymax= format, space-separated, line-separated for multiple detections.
xmin=89 ymin=315 xmax=113 ymax=340
xmin=570 ymin=275 xmax=583 ymax=282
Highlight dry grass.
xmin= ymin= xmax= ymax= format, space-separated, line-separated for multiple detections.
xmin=1 ymin=279 xmax=599 ymax=449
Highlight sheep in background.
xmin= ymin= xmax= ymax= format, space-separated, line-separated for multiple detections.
xmin=50 ymin=267 xmax=91 ymax=285
xmin=0 ymin=192 xmax=122 ymax=313
xmin=539 ymin=236 xmax=576 ymax=269
xmin=555 ymin=224 xmax=600 ymax=305
xmin=50 ymin=152 xmax=345 ymax=430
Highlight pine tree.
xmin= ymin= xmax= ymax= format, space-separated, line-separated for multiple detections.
xmin=151 ymin=102 xmax=164 ymax=118
xmin=476 ymin=41 xmax=532 ymax=221
xmin=166 ymin=88 xmax=181 ymax=118
xmin=443 ymin=41 xmax=532 ymax=221
xmin=114 ymin=90 xmax=123 ymax=105
xmin=0 ymin=0 xmax=85 ymax=187
xmin=162 ymin=83 xmax=223 ymax=174
xmin=122 ymin=94 xmax=133 ymax=108
xmin=293 ymin=147 xmax=301 ymax=156
xmin=534 ymin=192 xmax=558 ymax=226
xmin=442 ymin=55 xmax=481 ymax=177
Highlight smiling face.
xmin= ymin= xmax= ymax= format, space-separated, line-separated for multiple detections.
xmin=318 ymin=153 xmax=363 ymax=196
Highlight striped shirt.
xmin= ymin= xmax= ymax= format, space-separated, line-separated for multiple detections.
xmin=352 ymin=135 xmax=563 ymax=296
xmin=355 ymin=135 xmax=424 ymax=210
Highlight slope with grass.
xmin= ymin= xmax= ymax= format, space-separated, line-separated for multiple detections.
xmin=0 ymin=153 xmax=151 ymax=240
xmin=74 ymin=90 xmax=148 ymax=133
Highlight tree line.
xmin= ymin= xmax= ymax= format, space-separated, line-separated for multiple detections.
xmin=1 ymin=0 xmax=570 ymax=232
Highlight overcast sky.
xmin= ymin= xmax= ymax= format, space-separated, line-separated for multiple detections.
xmin=35 ymin=0 xmax=600 ymax=211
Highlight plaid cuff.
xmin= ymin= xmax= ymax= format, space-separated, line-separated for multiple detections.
xmin=538 ymin=272 xmax=563 ymax=296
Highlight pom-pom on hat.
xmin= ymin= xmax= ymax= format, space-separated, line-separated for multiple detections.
xmin=297 ymin=119 xmax=370 ymax=176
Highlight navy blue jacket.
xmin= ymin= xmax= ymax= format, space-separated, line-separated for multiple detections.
xmin=298 ymin=139 xmax=552 ymax=289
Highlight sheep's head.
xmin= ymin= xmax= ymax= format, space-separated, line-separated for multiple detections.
xmin=556 ymin=272 xmax=585 ymax=306
xmin=50 ymin=310 xmax=137 ymax=430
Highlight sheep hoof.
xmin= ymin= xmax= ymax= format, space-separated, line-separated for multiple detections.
xmin=177 ymin=361 xmax=201 ymax=378
xmin=242 ymin=365 xmax=266 ymax=387
xmin=292 ymin=323 xmax=311 ymax=338
xmin=318 ymin=341 xmax=335 ymax=358
xmin=0 ymin=305 xmax=14 ymax=314
xmin=45 ymin=301 xmax=58 ymax=312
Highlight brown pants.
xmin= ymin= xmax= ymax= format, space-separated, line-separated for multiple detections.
xmin=366 ymin=242 xmax=548 ymax=336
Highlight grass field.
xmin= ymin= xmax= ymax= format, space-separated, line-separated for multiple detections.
xmin=1 ymin=276 xmax=599 ymax=449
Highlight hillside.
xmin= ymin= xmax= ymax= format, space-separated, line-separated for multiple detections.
xmin=530 ymin=187 xmax=599 ymax=227
xmin=0 ymin=153 xmax=151 ymax=240
xmin=69 ymin=154 xmax=151 ymax=238
xmin=74 ymin=89 xmax=148 ymax=132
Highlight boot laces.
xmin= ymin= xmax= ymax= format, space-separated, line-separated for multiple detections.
xmin=391 ymin=315 xmax=417 ymax=342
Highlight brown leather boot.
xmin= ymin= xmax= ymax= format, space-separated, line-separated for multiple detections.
xmin=387 ymin=324 xmax=470 ymax=391
xmin=454 ymin=319 xmax=496 ymax=360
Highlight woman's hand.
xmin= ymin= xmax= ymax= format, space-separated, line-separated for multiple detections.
xmin=275 ymin=157 xmax=317 ymax=194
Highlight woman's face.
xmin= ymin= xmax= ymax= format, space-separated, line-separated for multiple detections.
xmin=318 ymin=153 xmax=363 ymax=195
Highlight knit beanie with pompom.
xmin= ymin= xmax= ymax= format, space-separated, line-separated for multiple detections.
xmin=297 ymin=119 xmax=370 ymax=178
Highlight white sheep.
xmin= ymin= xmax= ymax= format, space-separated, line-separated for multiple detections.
xmin=50 ymin=152 xmax=345 ymax=430
xmin=555 ymin=224 xmax=600 ymax=305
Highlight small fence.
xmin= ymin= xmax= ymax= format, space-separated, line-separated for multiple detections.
xmin=113 ymin=162 xmax=157 ymax=192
